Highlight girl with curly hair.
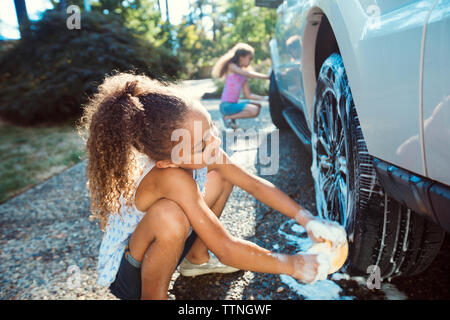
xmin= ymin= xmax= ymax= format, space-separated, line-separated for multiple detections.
xmin=212 ymin=43 xmax=270 ymax=129
xmin=78 ymin=72 xmax=347 ymax=300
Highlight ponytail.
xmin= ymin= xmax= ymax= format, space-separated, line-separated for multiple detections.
xmin=77 ymin=72 xmax=191 ymax=231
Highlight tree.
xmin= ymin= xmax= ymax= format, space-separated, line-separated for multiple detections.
xmin=14 ymin=0 xmax=29 ymax=37
xmin=0 ymin=10 xmax=182 ymax=125
xmin=165 ymin=0 xmax=170 ymax=22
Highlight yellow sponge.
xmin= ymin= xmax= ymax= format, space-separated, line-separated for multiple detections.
xmin=307 ymin=240 xmax=349 ymax=274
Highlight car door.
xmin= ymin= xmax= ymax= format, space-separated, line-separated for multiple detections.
xmin=274 ymin=0 xmax=307 ymax=111
xmin=422 ymin=0 xmax=450 ymax=185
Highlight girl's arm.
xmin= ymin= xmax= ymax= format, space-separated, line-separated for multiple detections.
xmin=229 ymin=63 xmax=269 ymax=80
xmin=242 ymin=81 xmax=268 ymax=101
xmin=157 ymin=167 xmax=306 ymax=277
xmin=209 ymin=149 xmax=316 ymax=227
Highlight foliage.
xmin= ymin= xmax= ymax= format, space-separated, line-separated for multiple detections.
xmin=176 ymin=0 xmax=277 ymax=79
xmin=0 ymin=9 xmax=181 ymax=126
xmin=1 ymin=0 xmax=277 ymax=125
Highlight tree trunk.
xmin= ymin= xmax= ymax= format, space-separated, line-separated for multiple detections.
xmin=14 ymin=0 xmax=29 ymax=37
xmin=211 ymin=1 xmax=217 ymax=41
xmin=60 ymin=0 xmax=67 ymax=12
xmin=165 ymin=0 xmax=170 ymax=23
xmin=157 ymin=0 xmax=162 ymax=18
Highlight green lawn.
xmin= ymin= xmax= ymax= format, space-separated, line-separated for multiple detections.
xmin=0 ymin=121 xmax=86 ymax=203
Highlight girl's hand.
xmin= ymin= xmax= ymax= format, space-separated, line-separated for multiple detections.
xmin=291 ymin=253 xmax=330 ymax=284
xmin=305 ymin=218 xmax=347 ymax=248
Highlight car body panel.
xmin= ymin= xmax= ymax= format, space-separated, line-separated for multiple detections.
xmin=423 ymin=0 xmax=450 ymax=185
xmin=273 ymin=0 xmax=307 ymax=113
xmin=272 ymin=0 xmax=442 ymax=178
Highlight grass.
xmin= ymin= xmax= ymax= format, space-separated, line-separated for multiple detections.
xmin=0 ymin=121 xmax=86 ymax=204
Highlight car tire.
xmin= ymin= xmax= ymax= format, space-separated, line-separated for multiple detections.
xmin=269 ymin=71 xmax=289 ymax=129
xmin=311 ymin=53 xmax=445 ymax=279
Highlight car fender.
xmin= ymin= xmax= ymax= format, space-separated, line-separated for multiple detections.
xmin=273 ymin=0 xmax=438 ymax=176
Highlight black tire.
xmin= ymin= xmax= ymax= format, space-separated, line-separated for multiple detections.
xmin=269 ymin=72 xmax=289 ymax=129
xmin=311 ymin=53 xmax=445 ymax=279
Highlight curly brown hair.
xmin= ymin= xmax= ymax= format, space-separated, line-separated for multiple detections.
xmin=77 ymin=71 xmax=193 ymax=231
xmin=211 ymin=43 xmax=255 ymax=78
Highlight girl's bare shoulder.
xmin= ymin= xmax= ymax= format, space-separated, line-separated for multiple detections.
xmin=134 ymin=167 xmax=192 ymax=212
xmin=228 ymin=63 xmax=240 ymax=73
xmin=135 ymin=167 xmax=199 ymax=213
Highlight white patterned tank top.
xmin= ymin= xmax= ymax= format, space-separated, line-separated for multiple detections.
xmin=96 ymin=155 xmax=208 ymax=286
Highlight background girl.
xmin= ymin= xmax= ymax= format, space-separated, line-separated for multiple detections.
xmin=78 ymin=72 xmax=347 ymax=300
xmin=212 ymin=43 xmax=270 ymax=129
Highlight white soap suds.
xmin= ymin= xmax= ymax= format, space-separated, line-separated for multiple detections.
xmin=305 ymin=220 xmax=347 ymax=247
xmin=350 ymin=276 xmax=367 ymax=286
xmin=291 ymin=223 xmax=305 ymax=234
xmin=277 ymin=218 xmax=406 ymax=300
xmin=295 ymin=209 xmax=313 ymax=223
xmin=278 ymin=220 xmax=313 ymax=251
xmin=314 ymin=253 xmax=331 ymax=283
xmin=271 ymin=253 xmax=287 ymax=263
xmin=331 ymin=272 xmax=351 ymax=281
xmin=277 ymin=219 xmax=353 ymax=300
xmin=279 ymin=275 xmax=353 ymax=300
xmin=380 ymin=283 xmax=408 ymax=300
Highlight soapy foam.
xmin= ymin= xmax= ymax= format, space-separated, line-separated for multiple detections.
xmin=271 ymin=252 xmax=288 ymax=263
xmin=314 ymin=253 xmax=331 ymax=282
xmin=305 ymin=220 xmax=347 ymax=247
xmin=295 ymin=209 xmax=313 ymax=223
xmin=290 ymin=223 xmax=305 ymax=234
xmin=276 ymin=219 xmax=408 ymax=300
xmin=280 ymin=274 xmax=353 ymax=300
xmin=380 ymin=283 xmax=408 ymax=300
xmin=330 ymin=272 xmax=351 ymax=281
xmin=278 ymin=220 xmax=313 ymax=251
xmin=277 ymin=219 xmax=352 ymax=299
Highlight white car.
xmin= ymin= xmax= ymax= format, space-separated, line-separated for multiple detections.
xmin=259 ymin=0 xmax=450 ymax=279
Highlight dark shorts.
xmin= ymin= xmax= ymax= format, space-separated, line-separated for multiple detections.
xmin=109 ymin=229 xmax=198 ymax=300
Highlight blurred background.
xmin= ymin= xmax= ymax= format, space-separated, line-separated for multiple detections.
xmin=0 ymin=0 xmax=276 ymax=203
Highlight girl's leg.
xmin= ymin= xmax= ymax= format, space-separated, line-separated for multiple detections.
xmin=184 ymin=170 xmax=234 ymax=264
xmin=128 ymin=199 xmax=191 ymax=300
xmin=224 ymin=103 xmax=261 ymax=120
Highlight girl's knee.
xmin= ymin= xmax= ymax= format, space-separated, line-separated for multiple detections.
xmin=207 ymin=170 xmax=234 ymax=189
xmin=253 ymin=104 xmax=261 ymax=116
xmin=148 ymin=199 xmax=190 ymax=242
xmin=244 ymin=104 xmax=255 ymax=112
xmin=251 ymin=108 xmax=260 ymax=117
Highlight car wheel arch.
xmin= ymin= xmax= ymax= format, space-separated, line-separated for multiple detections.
xmin=301 ymin=6 xmax=361 ymax=129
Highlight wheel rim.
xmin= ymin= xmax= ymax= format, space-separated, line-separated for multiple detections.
xmin=312 ymin=76 xmax=350 ymax=227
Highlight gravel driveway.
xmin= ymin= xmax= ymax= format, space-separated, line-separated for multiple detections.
xmin=0 ymin=80 xmax=448 ymax=300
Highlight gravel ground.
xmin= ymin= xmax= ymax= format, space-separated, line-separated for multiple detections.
xmin=1 ymin=81 xmax=448 ymax=300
